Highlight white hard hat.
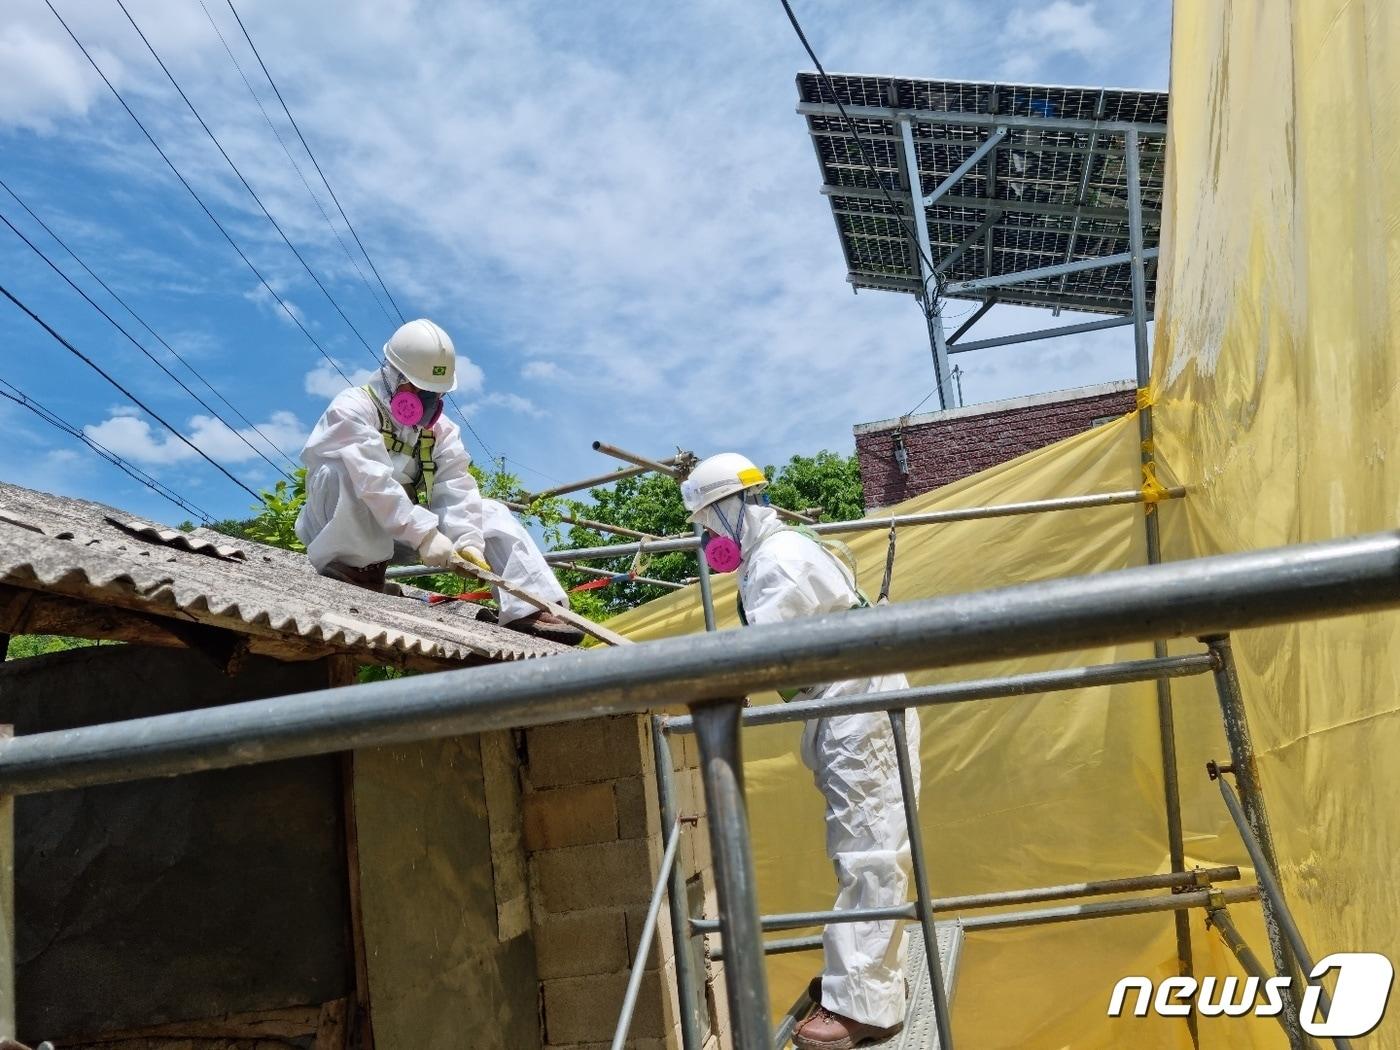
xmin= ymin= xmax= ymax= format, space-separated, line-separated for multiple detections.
xmin=383 ymin=319 xmax=458 ymax=393
xmin=680 ymin=452 xmax=767 ymax=520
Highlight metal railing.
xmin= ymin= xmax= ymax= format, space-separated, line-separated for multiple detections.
xmin=0 ymin=530 xmax=1397 ymax=1047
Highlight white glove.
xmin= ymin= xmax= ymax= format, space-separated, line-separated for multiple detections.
xmin=452 ymin=544 xmax=490 ymax=572
xmin=417 ymin=530 xmax=457 ymax=569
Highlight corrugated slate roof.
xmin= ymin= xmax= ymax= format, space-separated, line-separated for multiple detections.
xmin=0 ymin=482 xmax=564 ymax=667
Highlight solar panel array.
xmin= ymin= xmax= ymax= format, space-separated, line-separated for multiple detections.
xmin=797 ymin=73 xmax=1168 ymax=315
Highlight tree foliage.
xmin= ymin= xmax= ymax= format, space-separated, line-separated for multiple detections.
xmin=550 ymin=451 xmax=865 ymax=615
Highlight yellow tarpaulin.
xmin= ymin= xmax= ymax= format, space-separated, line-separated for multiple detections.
xmin=609 ymin=0 xmax=1399 ymax=1044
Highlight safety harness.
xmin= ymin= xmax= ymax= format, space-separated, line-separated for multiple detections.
xmin=364 ymin=385 xmax=437 ymax=506
xmin=735 ymin=525 xmax=872 ymax=626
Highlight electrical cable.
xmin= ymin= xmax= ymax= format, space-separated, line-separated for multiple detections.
xmin=224 ymin=0 xmax=406 ymax=325
xmin=217 ymin=0 xmax=508 ymax=467
xmin=198 ymin=0 xmax=396 ymax=327
xmin=0 ymin=177 xmax=298 ymax=474
xmin=113 ymin=0 xmax=380 ymax=369
xmin=0 ymin=378 xmax=215 ymax=524
xmin=0 ymin=200 xmax=296 ymax=480
xmin=775 ymin=0 xmax=943 ymax=287
xmin=43 ymin=0 xmax=352 ymax=385
xmin=0 ymin=280 xmax=267 ymax=505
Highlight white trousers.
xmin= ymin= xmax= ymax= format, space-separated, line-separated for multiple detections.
xmin=296 ymin=462 xmax=568 ymax=625
xmin=801 ymin=675 xmax=921 ymax=1030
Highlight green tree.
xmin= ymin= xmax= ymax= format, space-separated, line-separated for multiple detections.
xmin=762 ymin=451 xmax=865 ymax=523
xmin=551 ymin=450 xmax=865 ymax=615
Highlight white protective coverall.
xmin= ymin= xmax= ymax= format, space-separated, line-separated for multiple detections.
xmin=735 ymin=503 xmax=920 ymax=1030
xmin=294 ymin=368 xmax=567 ymax=625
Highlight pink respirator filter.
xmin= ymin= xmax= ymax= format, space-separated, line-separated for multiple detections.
xmin=390 ymin=390 xmax=442 ymax=428
xmin=704 ymin=536 xmax=742 ymax=573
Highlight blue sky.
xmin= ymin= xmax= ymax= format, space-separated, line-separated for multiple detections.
xmin=0 ymin=0 xmax=1171 ymax=525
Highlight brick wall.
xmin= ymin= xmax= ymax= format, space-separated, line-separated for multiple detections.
xmin=854 ymin=381 xmax=1138 ymax=510
xmin=522 ymin=715 xmax=722 ymax=1050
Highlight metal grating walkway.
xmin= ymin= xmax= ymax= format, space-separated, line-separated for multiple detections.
xmin=777 ymin=921 xmax=963 ymax=1049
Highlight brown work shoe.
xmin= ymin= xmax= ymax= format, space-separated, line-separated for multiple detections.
xmin=794 ymin=1005 xmax=902 ymax=1050
xmin=505 ymin=610 xmax=586 ymax=646
xmin=320 ymin=559 xmax=389 ymax=593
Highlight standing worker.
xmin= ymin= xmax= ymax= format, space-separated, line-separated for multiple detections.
xmin=682 ymin=453 xmax=920 ymax=1049
xmin=295 ymin=318 xmax=582 ymax=645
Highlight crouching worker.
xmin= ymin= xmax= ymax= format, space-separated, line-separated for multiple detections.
xmin=682 ymin=453 xmax=920 ymax=1050
xmin=295 ymin=318 xmax=582 ymax=645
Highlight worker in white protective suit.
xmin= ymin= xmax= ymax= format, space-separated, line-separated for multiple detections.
xmin=295 ymin=318 xmax=582 ymax=645
xmin=682 ymin=453 xmax=920 ymax=1050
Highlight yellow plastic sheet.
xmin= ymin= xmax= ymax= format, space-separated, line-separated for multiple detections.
xmin=610 ymin=1 xmax=1399 ymax=1043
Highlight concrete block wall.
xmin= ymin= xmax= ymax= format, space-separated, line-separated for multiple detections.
xmin=854 ymin=380 xmax=1138 ymax=510
xmin=522 ymin=715 xmax=724 ymax=1050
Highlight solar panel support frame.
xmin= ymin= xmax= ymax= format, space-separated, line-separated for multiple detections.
xmin=942 ymin=247 xmax=1158 ymax=295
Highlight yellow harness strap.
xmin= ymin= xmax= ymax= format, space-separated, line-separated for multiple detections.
xmin=364 ymin=386 xmax=437 ymax=507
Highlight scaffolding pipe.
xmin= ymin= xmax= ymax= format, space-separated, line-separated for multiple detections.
xmin=0 ymin=530 xmax=1399 ymax=795
xmin=1215 ymin=772 xmax=1346 ymax=1049
xmin=691 ymin=701 xmax=770 ymax=1049
xmin=521 ymin=456 xmax=679 ymax=501
xmin=689 ymin=865 xmax=1243 ymax=933
xmin=664 ymin=652 xmax=1215 ymax=734
xmin=1124 ymin=125 xmax=1195 ymax=1044
xmin=711 ymin=886 xmax=1263 ymax=960
xmin=890 ymin=707 xmax=956 ymax=1048
xmin=590 ymin=440 xmax=817 ymax=528
xmin=500 ymin=500 xmax=657 ymax=542
xmin=1203 ymin=633 xmax=1306 ymax=1049
xmin=653 ymin=723 xmax=704 ymax=1050
xmin=693 ymin=522 xmax=717 ymax=632
xmin=611 ymin=816 xmax=685 ymax=1050
xmin=553 ymin=563 xmax=687 ymax=591
xmin=538 ymin=486 xmax=1188 ymax=566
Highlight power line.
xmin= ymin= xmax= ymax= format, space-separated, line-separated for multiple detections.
xmin=0 ymin=280 xmax=266 ymax=505
xmin=198 ymin=1 xmax=395 ymax=327
xmin=775 ymin=0 xmax=941 ymax=287
xmin=43 ymin=0 xmax=352 ymax=385
xmin=0 ymin=189 xmax=296 ymax=479
xmin=113 ymin=0 xmax=380 ymax=369
xmin=0 ymin=378 xmax=215 ymax=524
xmin=214 ymin=0 xmax=400 ymax=327
xmin=215 ymin=1 xmax=506 ymax=467
xmin=223 ymin=0 xmax=406 ymax=326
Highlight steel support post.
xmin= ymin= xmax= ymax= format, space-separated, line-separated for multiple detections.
xmin=693 ymin=523 xmax=716 ymax=632
xmin=897 ymin=116 xmax=954 ymax=409
xmin=1215 ymin=774 xmax=1346 ymax=1048
xmin=0 ymin=726 xmax=12 ymax=1040
xmin=1204 ymin=636 xmax=1310 ymax=1049
xmin=652 ymin=720 xmax=704 ymax=1050
xmin=689 ymin=700 xmax=770 ymax=1050
xmin=888 ymin=709 xmax=955 ymax=1049
xmin=1125 ymin=125 xmax=1195 ymax=1042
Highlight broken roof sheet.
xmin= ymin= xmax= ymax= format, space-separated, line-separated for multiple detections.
xmin=796 ymin=72 xmax=1167 ymax=315
xmin=0 ymin=482 xmax=565 ymax=667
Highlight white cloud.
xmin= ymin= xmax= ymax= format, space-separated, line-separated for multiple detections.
xmin=522 ymin=360 xmax=561 ymax=381
xmin=243 ymin=284 xmax=305 ymax=327
xmin=304 ymin=360 xmax=379 ymax=399
xmin=84 ymin=407 xmax=307 ymax=465
xmin=9 ymin=0 xmax=1169 ymax=499
xmin=484 ymin=392 xmax=542 ymax=417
